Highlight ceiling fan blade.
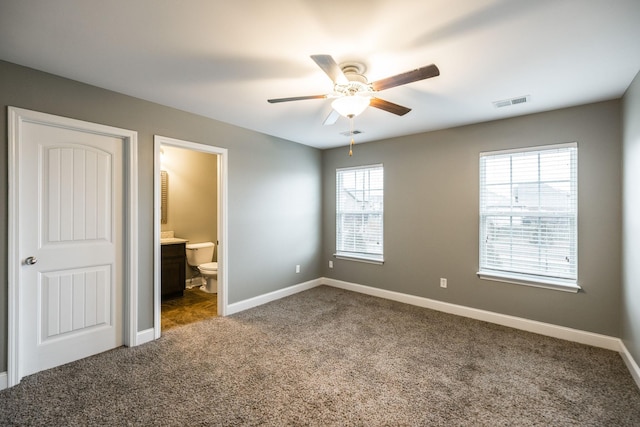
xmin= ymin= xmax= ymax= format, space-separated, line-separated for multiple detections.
xmin=370 ymin=97 xmax=412 ymax=116
xmin=371 ymin=64 xmax=440 ymax=91
xmin=323 ymin=109 xmax=340 ymax=126
xmin=310 ymin=54 xmax=348 ymax=85
xmin=267 ymin=94 xmax=328 ymax=103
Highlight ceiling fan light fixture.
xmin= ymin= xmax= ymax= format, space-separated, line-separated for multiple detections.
xmin=331 ymin=95 xmax=370 ymax=118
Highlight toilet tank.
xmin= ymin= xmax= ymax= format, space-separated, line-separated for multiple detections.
xmin=185 ymin=242 xmax=215 ymax=266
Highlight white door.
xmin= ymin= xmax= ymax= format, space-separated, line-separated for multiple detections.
xmin=18 ymin=117 xmax=124 ymax=377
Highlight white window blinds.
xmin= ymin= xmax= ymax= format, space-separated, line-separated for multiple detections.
xmin=336 ymin=164 xmax=384 ymax=262
xmin=479 ymin=143 xmax=578 ymax=288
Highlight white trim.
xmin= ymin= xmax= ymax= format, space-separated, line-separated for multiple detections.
xmin=226 ymin=279 xmax=322 ymax=315
xmin=0 ymin=372 xmax=7 ymax=391
xmin=336 ymin=164 xmax=384 ymax=264
xmin=620 ymin=341 xmax=640 ymax=390
xmin=478 ymin=271 xmax=581 ymax=293
xmin=334 ymin=254 xmax=384 ymax=265
xmin=153 ymin=135 xmax=229 ymax=340
xmin=136 ymin=328 xmax=156 ymax=346
xmin=336 ymin=163 xmax=383 ymax=172
xmin=479 ymin=141 xmax=578 ymax=157
xmin=6 ymin=271 xmax=638 ymax=392
xmin=7 ymin=107 xmax=139 ymax=387
xmin=225 ymin=277 xmax=633 ymax=381
xmin=153 ymin=138 xmax=162 ymax=339
xmin=7 ymin=108 xmax=19 ymax=387
xmin=478 ymin=143 xmax=578 ymax=288
xmin=125 ymin=124 xmax=139 ymax=347
xmin=322 ymin=278 xmax=621 ymax=351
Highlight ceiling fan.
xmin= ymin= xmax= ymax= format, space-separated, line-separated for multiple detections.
xmin=267 ymin=54 xmax=440 ymax=125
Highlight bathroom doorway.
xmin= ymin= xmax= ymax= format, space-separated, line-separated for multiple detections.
xmin=153 ymin=136 xmax=228 ymax=338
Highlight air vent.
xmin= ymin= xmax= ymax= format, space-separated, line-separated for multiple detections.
xmin=493 ymin=95 xmax=530 ymax=108
xmin=340 ymin=130 xmax=363 ymax=136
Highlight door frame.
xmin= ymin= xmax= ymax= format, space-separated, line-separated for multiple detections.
xmin=153 ymin=135 xmax=228 ymax=338
xmin=7 ymin=107 xmax=139 ymax=387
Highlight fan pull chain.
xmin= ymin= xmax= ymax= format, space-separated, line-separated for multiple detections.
xmin=348 ymin=115 xmax=354 ymax=157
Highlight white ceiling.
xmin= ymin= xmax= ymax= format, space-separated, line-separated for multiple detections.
xmin=1 ymin=0 xmax=639 ymax=149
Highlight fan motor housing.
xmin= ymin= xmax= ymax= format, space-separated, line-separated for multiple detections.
xmin=340 ymin=62 xmax=367 ymax=82
xmin=335 ymin=62 xmax=371 ymax=95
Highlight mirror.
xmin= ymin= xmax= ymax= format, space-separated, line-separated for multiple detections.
xmin=161 ymin=170 xmax=168 ymax=224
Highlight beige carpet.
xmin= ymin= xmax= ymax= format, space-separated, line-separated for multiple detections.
xmin=1 ymin=285 xmax=639 ymax=426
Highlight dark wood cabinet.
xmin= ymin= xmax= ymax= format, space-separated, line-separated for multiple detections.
xmin=161 ymin=243 xmax=186 ymax=298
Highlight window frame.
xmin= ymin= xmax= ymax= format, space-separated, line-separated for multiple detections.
xmin=477 ymin=143 xmax=580 ymax=293
xmin=335 ymin=164 xmax=384 ymax=264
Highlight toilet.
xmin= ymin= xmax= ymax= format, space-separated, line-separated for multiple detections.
xmin=185 ymin=242 xmax=218 ymax=294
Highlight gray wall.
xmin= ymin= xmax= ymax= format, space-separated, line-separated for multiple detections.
xmin=623 ymin=69 xmax=640 ymax=363
xmin=0 ymin=58 xmax=632 ymax=376
xmin=323 ymin=100 xmax=622 ymax=336
xmin=0 ymin=60 xmax=323 ymax=371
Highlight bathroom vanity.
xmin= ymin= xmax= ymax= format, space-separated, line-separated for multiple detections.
xmin=161 ymin=238 xmax=187 ymax=299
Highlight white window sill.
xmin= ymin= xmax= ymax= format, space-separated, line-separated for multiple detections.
xmin=477 ymin=271 xmax=581 ymax=293
xmin=334 ymin=254 xmax=384 ymax=265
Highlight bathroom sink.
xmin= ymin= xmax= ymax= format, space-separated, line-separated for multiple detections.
xmin=161 ymin=237 xmax=188 ymax=245
xmin=160 ymin=231 xmax=188 ymax=245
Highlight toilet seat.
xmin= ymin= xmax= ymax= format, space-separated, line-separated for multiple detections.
xmin=199 ymin=262 xmax=218 ymax=273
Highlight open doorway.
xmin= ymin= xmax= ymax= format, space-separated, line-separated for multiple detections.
xmin=153 ymin=136 xmax=228 ymax=338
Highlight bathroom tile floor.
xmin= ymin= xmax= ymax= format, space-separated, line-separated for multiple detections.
xmin=161 ymin=287 xmax=218 ymax=331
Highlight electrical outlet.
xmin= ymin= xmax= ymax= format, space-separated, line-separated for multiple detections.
xmin=440 ymin=278 xmax=447 ymax=288
xmin=296 ymin=265 xmax=301 ymax=273
xmin=329 ymin=260 xmax=334 ymax=269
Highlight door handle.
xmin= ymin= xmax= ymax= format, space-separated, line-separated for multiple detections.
xmin=24 ymin=256 xmax=37 ymax=266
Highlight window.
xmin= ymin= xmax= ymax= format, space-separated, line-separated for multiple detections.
xmin=478 ymin=143 xmax=579 ymax=292
xmin=336 ymin=164 xmax=384 ymax=263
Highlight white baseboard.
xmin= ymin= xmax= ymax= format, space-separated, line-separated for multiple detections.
xmin=227 ymin=278 xmax=323 ymax=315
xmin=620 ymin=341 xmax=640 ymax=390
xmin=136 ymin=328 xmax=156 ymax=346
xmin=227 ymin=277 xmax=625 ymax=354
xmin=322 ymin=278 xmax=621 ymax=352
xmin=3 ymin=277 xmax=638 ymax=392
